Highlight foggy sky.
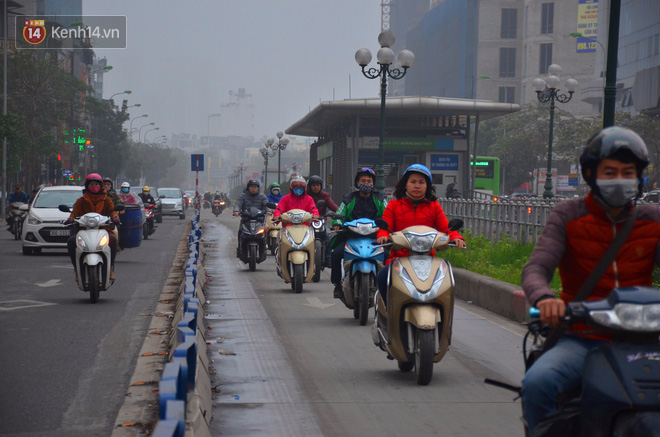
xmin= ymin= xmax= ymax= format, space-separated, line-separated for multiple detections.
xmin=83 ymin=0 xmax=384 ymax=143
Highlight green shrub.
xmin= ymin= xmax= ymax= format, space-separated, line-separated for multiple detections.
xmin=441 ymin=230 xmax=562 ymax=295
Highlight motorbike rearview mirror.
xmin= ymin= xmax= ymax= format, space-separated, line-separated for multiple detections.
xmin=58 ymin=204 xmax=71 ymax=213
xmin=114 ymin=204 xmax=125 ymax=212
xmin=316 ymin=199 xmax=326 ymax=209
xmin=266 ymin=202 xmax=277 ymax=209
xmin=19 ymin=204 xmax=29 ymax=211
xmin=374 ymin=218 xmax=389 ymax=230
xmin=448 ymin=218 xmax=464 ymax=231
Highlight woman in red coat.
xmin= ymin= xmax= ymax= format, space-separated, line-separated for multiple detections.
xmin=375 ymin=164 xmax=465 ymax=307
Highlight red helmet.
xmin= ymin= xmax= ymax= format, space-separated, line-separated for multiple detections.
xmin=85 ymin=173 xmax=103 ymax=187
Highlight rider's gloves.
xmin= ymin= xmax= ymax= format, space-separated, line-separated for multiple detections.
xmin=111 ymin=216 xmax=121 ymax=225
xmin=64 ymin=217 xmax=74 ymax=225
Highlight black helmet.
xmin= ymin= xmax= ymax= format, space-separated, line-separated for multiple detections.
xmin=308 ymin=175 xmax=323 ymax=188
xmin=102 ymin=176 xmax=113 ymax=188
xmin=354 ymin=167 xmax=376 ymax=188
xmin=247 ymin=179 xmax=260 ymax=189
xmin=580 ymin=126 xmax=649 ymax=197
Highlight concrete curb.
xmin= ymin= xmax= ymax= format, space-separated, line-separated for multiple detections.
xmin=452 ymin=267 xmax=530 ymax=324
xmin=111 ymin=223 xmax=191 ymax=436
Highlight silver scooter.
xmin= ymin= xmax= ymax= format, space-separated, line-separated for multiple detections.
xmin=59 ymin=204 xmax=123 ymax=303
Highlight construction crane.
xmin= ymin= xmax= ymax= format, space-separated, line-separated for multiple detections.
xmin=381 ymin=0 xmax=390 ymax=31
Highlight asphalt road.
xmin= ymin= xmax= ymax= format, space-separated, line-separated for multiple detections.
xmin=202 ymin=212 xmax=527 ymax=437
xmin=0 ymin=215 xmax=188 ymax=437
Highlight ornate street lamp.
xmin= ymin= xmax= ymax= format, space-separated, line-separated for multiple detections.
xmin=355 ymin=30 xmax=414 ymax=191
xmin=268 ymin=132 xmax=289 ymax=184
xmin=532 ymin=64 xmax=578 ymax=199
xmin=261 ymin=143 xmax=277 ymax=188
xmin=236 ymin=162 xmax=248 ymax=187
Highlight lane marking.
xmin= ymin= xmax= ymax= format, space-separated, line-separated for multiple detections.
xmin=35 ymin=279 xmax=63 ymax=288
xmin=302 ymin=297 xmax=335 ymax=309
xmin=0 ymin=300 xmax=57 ymax=311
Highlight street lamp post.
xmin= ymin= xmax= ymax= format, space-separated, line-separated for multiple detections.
xmin=109 ymin=90 xmax=131 ymax=101
xmin=268 ymin=132 xmax=289 ymax=184
xmin=129 ymin=114 xmax=148 ymax=141
xmin=532 ymin=64 xmax=578 ymax=199
xmin=355 ymin=31 xmax=415 ymax=191
xmin=126 ymin=103 xmax=141 ymax=109
xmin=260 ymin=144 xmax=277 ymax=188
xmin=138 ymin=122 xmax=155 ymax=143
xmin=236 ymin=163 xmax=248 ymax=187
xmin=144 ymin=127 xmax=159 ymax=143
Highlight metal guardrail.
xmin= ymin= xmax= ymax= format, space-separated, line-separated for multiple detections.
xmin=439 ymin=197 xmax=564 ymax=244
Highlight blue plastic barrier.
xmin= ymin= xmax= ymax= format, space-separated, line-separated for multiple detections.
xmin=173 ymin=337 xmax=197 ymax=388
xmin=152 ymin=418 xmax=183 ymax=437
xmin=119 ymin=205 xmax=143 ymax=248
xmin=161 ymin=362 xmax=186 ymax=403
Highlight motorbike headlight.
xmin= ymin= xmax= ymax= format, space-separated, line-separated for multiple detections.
xmin=286 ymin=229 xmax=311 ymax=250
xmin=289 ymin=212 xmax=304 ymax=225
xmin=348 ymin=222 xmax=376 ymax=235
xmin=257 ymin=228 xmax=265 ymax=234
xmin=76 ymin=235 xmax=87 ymax=250
xmin=590 ymin=303 xmax=660 ymax=332
xmin=96 ymin=234 xmax=109 ymax=250
xmin=403 ymin=231 xmax=437 ymax=252
xmin=83 ymin=216 xmax=99 ymax=229
xmin=311 ymin=220 xmax=323 ymax=229
xmin=27 ymin=213 xmax=42 ymax=225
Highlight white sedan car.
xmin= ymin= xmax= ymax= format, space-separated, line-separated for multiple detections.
xmin=21 ymin=185 xmax=83 ymax=255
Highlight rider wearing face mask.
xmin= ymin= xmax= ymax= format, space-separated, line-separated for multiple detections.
xmin=520 ymin=127 xmax=660 ymax=433
xmin=329 ymin=168 xmax=388 ymax=298
xmin=118 ymin=182 xmax=140 ymax=205
xmin=272 ymin=176 xmax=319 ymax=221
xmin=65 ymin=174 xmax=121 ymax=282
xmin=266 ymin=183 xmax=284 ymax=204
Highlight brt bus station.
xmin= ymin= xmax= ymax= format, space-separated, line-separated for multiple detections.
xmin=286 ymin=96 xmax=520 ymax=199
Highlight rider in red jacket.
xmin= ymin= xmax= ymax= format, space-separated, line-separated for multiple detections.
xmin=273 ymin=176 xmax=319 ymax=222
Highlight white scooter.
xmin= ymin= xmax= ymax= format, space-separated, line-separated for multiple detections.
xmin=59 ymin=204 xmax=123 ymax=303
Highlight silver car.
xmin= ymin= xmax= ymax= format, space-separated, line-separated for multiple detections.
xmin=156 ymin=187 xmax=185 ymax=219
xmin=21 ymin=185 xmax=83 ymax=255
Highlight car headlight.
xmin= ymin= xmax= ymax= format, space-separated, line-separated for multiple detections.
xmin=590 ymin=303 xmax=660 ymax=332
xmin=76 ymin=235 xmax=88 ymax=250
xmin=403 ymin=231 xmax=437 ymax=252
xmin=27 ymin=213 xmax=42 ymax=225
xmin=349 ymin=222 xmax=377 ymax=235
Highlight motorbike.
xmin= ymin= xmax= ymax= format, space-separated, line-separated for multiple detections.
xmin=310 ymin=200 xmax=334 ymax=283
xmin=59 ymin=203 xmax=124 ymax=304
xmin=373 ymin=219 xmax=464 ymax=385
xmin=143 ymin=203 xmax=156 ymax=239
xmin=212 ymin=199 xmax=225 ymax=216
xmin=445 ymin=183 xmax=463 ymax=199
xmin=337 ymin=218 xmax=387 ymax=325
xmin=237 ymin=205 xmax=269 ymax=271
xmin=265 ymin=206 xmax=281 ymax=256
xmin=203 ymin=199 xmax=211 ymax=209
xmin=275 ymin=209 xmax=317 ymax=294
xmin=486 ymin=286 xmax=660 ymax=437
xmin=7 ymin=202 xmax=28 ymax=240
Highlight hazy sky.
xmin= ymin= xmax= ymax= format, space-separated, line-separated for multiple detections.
xmin=83 ymin=0 xmax=383 ymax=142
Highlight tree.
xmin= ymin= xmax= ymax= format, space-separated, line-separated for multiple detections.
xmin=7 ymin=51 xmax=90 ymax=187
xmin=86 ymin=97 xmax=130 ymax=178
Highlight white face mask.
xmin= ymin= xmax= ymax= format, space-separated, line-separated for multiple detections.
xmin=596 ymin=178 xmax=638 ymax=207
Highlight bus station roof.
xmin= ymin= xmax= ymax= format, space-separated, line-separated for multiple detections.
xmin=286 ymin=96 xmax=520 ymax=137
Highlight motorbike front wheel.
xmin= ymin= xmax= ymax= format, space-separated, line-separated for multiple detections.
xmin=248 ymin=245 xmax=257 ymax=271
xmin=143 ymin=223 xmax=149 ymax=240
xmin=358 ymin=272 xmax=370 ymax=326
xmin=414 ymin=328 xmax=435 ymax=385
xmin=87 ymin=265 xmax=100 ymax=304
xmin=12 ymin=219 xmax=20 ymax=240
xmin=293 ymin=264 xmax=304 ymax=294
xmin=269 ymin=237 xmax=276 ymax=256
xmin=312 ymin=240 xmax=322 ymax=283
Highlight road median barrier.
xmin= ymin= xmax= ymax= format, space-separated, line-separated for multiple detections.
xmin=113 ymin=210 xmax=212 ymax=437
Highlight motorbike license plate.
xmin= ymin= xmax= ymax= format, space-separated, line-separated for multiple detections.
xmin=50 ymin=230 xmax=69 ymax=236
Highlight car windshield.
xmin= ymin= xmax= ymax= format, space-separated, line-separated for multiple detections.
xmin=33 ymin=190 xmax=82 ymax=208
xmin=158 ymin=189 xmax=180 ymax=198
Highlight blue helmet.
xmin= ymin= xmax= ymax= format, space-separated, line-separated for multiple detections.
xmin=403 ymin=164 xmax=432 ymax=180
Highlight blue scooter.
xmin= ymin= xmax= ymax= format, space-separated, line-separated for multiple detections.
xmin=337 ymin=218 xmax=387 ymax=325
